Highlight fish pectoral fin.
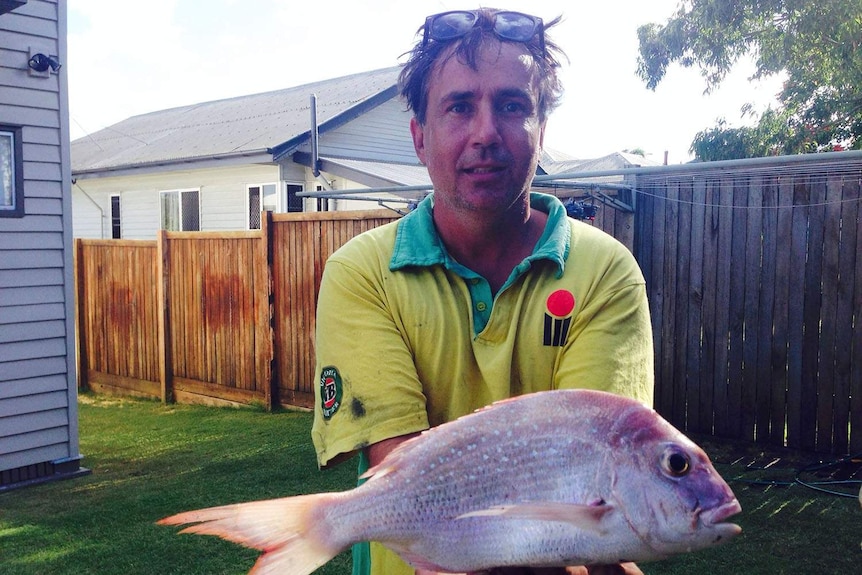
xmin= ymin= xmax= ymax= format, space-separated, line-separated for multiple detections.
xmin=455 ymin=502 xmax=613 ymax=533
xmin=359 ymin=463 xmax=395 ymax=481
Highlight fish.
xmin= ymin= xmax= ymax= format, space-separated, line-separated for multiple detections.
xmin=159 ymin=389 xmax=741 ymax=574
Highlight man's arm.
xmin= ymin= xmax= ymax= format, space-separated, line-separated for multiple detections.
xmin=367 ymin=433 xmax=420 ymax=469
xmin=312 ymin=249 xmax=429 ymax=468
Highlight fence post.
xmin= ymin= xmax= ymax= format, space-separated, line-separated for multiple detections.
xmin=74 ymin=238 xmax=89 ymax=392
xmin=156 ymin=230 xmax=173 ymax=403
xmin=260 ymin=211 xmax=276 ymax=411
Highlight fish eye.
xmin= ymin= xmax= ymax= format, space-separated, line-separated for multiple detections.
xmin=661 ymin=448 xmax=691 ymax=478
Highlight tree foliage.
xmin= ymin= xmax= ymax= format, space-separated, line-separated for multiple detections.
xmin=637 ymin=0 xmax=862 ymax=160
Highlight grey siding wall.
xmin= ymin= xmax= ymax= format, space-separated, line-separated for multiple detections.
xmin=0 ymin=0 xmax=82 ymax=482
xmin=316 ymin=99 xmax=417 ymax=164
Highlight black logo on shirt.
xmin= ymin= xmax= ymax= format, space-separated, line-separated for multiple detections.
xmin=320 ymin=366 xmax=343 ymax=419
xmin=544 ymin=289 xmax=576 ymax=346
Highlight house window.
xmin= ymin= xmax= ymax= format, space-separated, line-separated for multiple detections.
xmin=0 ymin=125 xmax=24 ymax=218
xmin=248 ymin=183 xmax=277 ymax=229
xmin=160 ymin=189 xmax=200 ymax=231
xmin=110 ymin=195 xmax=121 ymax=238
xmin=287 ymin=183 xmax=304 ymax=213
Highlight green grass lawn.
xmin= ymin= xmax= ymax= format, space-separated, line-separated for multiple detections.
xmin=0 ymin=394 xmax=354 ymax=574
xmin=1 ymin=394 xmax=860 ymax=574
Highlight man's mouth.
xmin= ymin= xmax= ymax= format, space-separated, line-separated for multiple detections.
xmin=463 ymin=165 xmax=504 ymax=175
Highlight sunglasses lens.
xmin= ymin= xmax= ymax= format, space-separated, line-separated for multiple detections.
xmin=494 ymin=12 xmax=540 ymax=42
xmin=429 ymin=11 xmax=478 ymax=40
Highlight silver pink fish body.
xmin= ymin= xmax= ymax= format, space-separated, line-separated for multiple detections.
xmin=162 ymin=389 xmax=741 ymax=574
xmin=318 ymin=389 xmax=740 ymax=571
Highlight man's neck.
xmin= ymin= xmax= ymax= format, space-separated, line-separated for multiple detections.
xmin=434 ymin=205 xmax=548 ymax=293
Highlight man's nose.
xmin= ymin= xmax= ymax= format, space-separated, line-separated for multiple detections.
xmin=470 ymin=105 xmax=503 ymax=147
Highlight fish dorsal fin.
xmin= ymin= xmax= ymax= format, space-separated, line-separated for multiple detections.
xmin=455 ymin=502 xmax=613 ymax=534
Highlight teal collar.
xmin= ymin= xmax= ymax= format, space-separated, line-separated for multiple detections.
xmin=390 ymin=192 xmax=570 ymax=277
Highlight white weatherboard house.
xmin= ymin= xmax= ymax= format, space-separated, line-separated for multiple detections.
xmin=69 ymin=63 xmax=650 ymax=240
xmin=71 ymin=67 xmax=431 ymax=239
xmin=1 ymin=0 xmax=87 ymax=490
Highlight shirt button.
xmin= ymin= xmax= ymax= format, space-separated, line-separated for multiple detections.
xmin=476 ymin=302 xmax=487 ymax=312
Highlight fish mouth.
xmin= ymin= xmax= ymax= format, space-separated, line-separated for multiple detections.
xmin=699 ymin=499 xmax=742 ymax=538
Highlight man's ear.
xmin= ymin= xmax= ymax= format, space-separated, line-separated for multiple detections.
xmin=410 ymin=116 xmax=426 ymax=165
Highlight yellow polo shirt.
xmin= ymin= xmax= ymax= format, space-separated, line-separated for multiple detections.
xmin=311 ymin=193 xmax=654 ymax=575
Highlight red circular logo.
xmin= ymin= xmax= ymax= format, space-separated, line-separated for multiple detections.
xmin=546 ymin=290 xmax=575 ymax=317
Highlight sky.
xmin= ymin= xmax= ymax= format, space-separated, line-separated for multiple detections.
xmin=66 ymin=0 xmax=786 ymax=165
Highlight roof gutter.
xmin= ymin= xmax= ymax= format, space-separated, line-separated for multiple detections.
xmin=72 ymin=150 xmax=273 ymax=178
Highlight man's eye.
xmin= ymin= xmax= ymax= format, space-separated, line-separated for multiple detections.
xmin=501 ymin=102 xmax=527 ymax=114
xmin=449 ymin=103 xmax=470 ymax=114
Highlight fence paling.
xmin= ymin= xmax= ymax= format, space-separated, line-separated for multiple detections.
xmin=851 ymin=178 xmax=862 ymax=454
xmin=75 ymin=240 xmax=160 ymax=399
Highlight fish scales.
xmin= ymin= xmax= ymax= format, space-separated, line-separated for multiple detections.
xmin=336 ymin=392 xmax=651 ymax=569
xmin=160 ymin=389 xmax=742 ymax=574
xmin=346 ymin=394 xmax=612 ymax=533
xmin=328 ymin=403 xmax=595 ymax=552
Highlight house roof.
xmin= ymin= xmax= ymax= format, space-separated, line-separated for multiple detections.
xmin=541 ymin=151 xmax=658 ymax=176
xmin=72 ymin=67 xmax=402 ymax=174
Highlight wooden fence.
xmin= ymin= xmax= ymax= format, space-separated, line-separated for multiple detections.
xmin=76 ymin=240 xmax=161 ymax=398
xmin=270 ymin=211 xmax=404 ymax=407
xmin=634 ymin=155 xmax=862 ymax=454
xmin=75 ymin=154 xmax=862 ymax=454
xmin=75 ymin=210 xmax=400 ymax=409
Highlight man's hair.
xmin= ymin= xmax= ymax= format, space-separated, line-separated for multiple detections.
xmin=398 ymin=7 xmax=566 ymax=125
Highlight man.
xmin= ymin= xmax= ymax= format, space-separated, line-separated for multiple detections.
xmin=312 ymin=8 xmax=653 ymax=575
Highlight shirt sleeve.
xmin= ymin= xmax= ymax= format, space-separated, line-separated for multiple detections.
xmin=311 ymin=240 xmax=429 ymax=468
xmin=554 ymin=234 xmax=655 ymax=407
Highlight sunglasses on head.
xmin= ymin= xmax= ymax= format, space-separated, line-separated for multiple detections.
xmin=422 ymin=10 xmax=545 ymax=56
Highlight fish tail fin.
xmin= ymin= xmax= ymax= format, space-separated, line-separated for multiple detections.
xmin=158 ymin=493 xmax=342 ymax=575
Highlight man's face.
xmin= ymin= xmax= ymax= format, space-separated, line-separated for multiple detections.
xmin=410 ymin=41 xmax=546 ymax=215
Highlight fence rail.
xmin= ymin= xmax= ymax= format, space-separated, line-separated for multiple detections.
xmin=75 ymin=154 xmax=862 ymax=454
